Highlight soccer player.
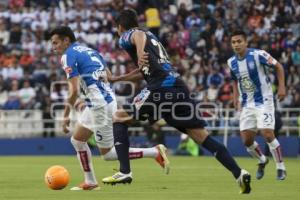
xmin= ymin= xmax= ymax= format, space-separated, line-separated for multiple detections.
xmin=49 ymin=26 xmax=170 ymax=190
xmin=102 ymin=9 xmax=251 ymax=194
xmin=227 ymin=30 xmax=287 ymax=180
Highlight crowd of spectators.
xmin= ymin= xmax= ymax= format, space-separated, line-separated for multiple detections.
xmin=0 ymin=0 xmax=300 ymax=112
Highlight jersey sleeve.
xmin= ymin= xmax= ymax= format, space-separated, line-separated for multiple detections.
xmin=61 ymin=51 xmax=79 ymax=79
xmin=230 ymin=70 xmax=237 ymax=81
xmin=118 ymin=29 xmax=135 ymax=49
xmin=257 ymin=50 xmax=278 ymax=68
xmin=227 ymin=59 xmax=237 ymax=81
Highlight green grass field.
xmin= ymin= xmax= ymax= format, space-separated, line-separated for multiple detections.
xmin=0 ymin=156 xmax=299 ymax=200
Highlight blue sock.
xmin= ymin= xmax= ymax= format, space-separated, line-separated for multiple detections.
xmin=202 ymin=136 xmax=241 ymax=179
xmin=113 ymin=122 xmax=131 ymax=174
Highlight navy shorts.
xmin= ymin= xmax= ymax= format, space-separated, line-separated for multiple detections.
xmin=123 ymin=86 xmax=206 ymax=134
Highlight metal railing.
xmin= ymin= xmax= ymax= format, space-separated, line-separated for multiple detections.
xmin=0 ymin=108 xmax=299 ymax=139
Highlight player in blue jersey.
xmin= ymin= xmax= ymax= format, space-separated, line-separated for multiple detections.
xmin=102 ymin=9 xmax=252 ymax=194
xmin=49 ymin=26 xmax=170 ymax=190
xmin=228 ymin=30 xmax=287 ymax=180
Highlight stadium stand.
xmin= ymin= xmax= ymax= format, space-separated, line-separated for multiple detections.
xmin=0 ymin=0 xmax=299 ymax=140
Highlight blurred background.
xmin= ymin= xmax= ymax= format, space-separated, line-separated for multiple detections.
xmin=0 ymin=0 xmax=299 ymax=156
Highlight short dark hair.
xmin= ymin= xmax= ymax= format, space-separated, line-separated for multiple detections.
xmin=115 ymin=9 xmax=139 ymax=30
xmin=49 ymin=26 xmax=76 ymax=43
xmin=231 ymin=30 xmax=247 ymax=39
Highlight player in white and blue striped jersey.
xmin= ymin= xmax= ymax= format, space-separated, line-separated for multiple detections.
xmin=50 ymin=26 xmax=169 ymax=190
xmin=228 ymin=30 xmax=287 ymax=180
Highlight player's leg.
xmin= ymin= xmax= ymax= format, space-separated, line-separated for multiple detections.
xmin=163 ymin=89 xmax=250 ymax=193
xmin=87 ymin=102 xmax=133 ymax=185
xmin=102 ymin=144 xmax=170 ymax=174
xmin=102 ymin=89 xmax=170 ymax=184
xmin=241 ymin=130 xmax=268 ymax=180
xmin=240 ymin=107 xmax=268 ymax=180
xmin=70 ymin=125 xmax=100 ymax=190
xmin=261 ymin=129 xmax=286 ymax=180
xmin=101 ymin=110 xmax=135 ymax=185
xmin=105 ymin=89 xmax=150 ymax=177
xmin=257 ymin=106 xmax=286 ymax=180
xmin=185 ymin=128 xmax=251 ymax=194
xmin=102 ymin=107 xmax=170 ymax=184
xmin=110 ymin=109 xmax=132 ymax=177
xmin=70 ymin=106 xmax=104 ymax=190
xmin=242 ymin=130 xmax=266 ymax=163
xmin=186 ymin=128 xmax=242 ymax=179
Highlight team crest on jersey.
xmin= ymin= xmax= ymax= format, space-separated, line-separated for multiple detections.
xmin=240 ymin=75 xmax=255 ymax=92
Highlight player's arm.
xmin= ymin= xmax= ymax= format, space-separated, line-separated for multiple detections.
xmin=60 ymin=51 xmax=79 ymax=133
xmin=130 ymin=30 xmax=149 ymax=69
xmin=107 ymin=68 xmax=143 ymax=83
xmin=258 ymin=50 xmax=286 ymax=101
xmin=227 ymin=60 xmax=240 ymax=110
xmin=274 ymin=62 xmax=286 ymax=101
xmin=62 ymin=76 xmax=79 ymax=133
xmin=64 ymin=77 xmax=79 ymax=116
xmin=232 ymin=81 xmax=240 ymax=111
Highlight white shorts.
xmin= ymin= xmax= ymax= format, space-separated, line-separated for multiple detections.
xmin=77 ymin=101 xmax=117 ymax=148
xmin=240 ymin=104 xmax=275 ymax=131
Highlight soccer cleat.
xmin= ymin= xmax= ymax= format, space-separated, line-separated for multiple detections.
xmin=70 ymin=182 xmax=100 ymax=191
xmin=155 ymin=144 xmax=170 ymax=174
xmin=277 ymin=169 xmax=287 ymax=180
xmin=102 ymin=172 xmax=133 ymax=185
xmin=237 ymin=169 xmax=251 ymax=194
xmin=256 ymin=158 xmax=269 ymax=180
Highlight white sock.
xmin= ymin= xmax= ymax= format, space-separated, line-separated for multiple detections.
xmin=246 ymin=141 xmax=266 ymax=164
xmin=103 ymin=146 xmax=158 ymax=161
xmin=268 ymin=139 xmax=286 ymax=170
xmin=129 ymin=147 xmax=158 ymax=159
xmin=70 ymin=137 xmax=97 ymax=185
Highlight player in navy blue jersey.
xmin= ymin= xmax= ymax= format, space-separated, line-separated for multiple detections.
xmin=102 ymin=9 xmax=252 ymax=194
xmin=50 ymin=26 xmax=170 ymax=190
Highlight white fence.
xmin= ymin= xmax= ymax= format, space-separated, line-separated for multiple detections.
xmin=0 ymin=108 xmax=299 ymax=139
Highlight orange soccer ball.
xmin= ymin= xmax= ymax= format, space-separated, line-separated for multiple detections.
xmin=44 ymin=165 xmax=70 ymax=190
